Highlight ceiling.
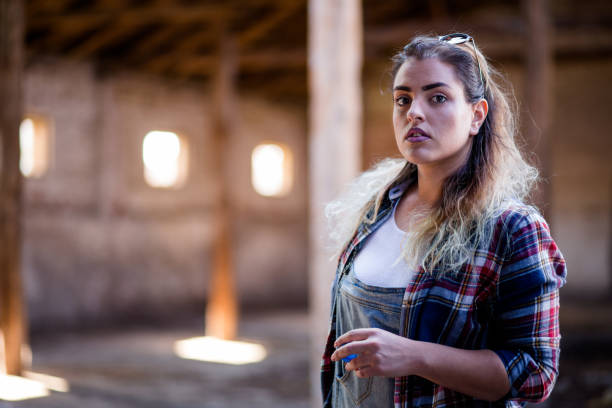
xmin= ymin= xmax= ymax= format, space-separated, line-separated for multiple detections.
xmin=24 ymin=0 xmax=612 ymax=103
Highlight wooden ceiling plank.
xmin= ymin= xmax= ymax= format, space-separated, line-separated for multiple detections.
xmin=68 ymin=21 xmax=147 ymax=59
xmin=173 ymin=48 xmax=306 ymax=77
xmin=140 ymin=23 xmax=222 ymax=73
xmin=27 ymin=0 xmax=74 ymax=15
xmin=427 ymin=0 xmax=449 ymax=19
xmin=238 ymin=0 xmax=304 ymax=50
xmin=127 ymin=24 xmax=181 ymax=60
xmin=364 ymin=13 xmax=612 ymax=59
xmin=365 ymin=15 xmax=525 ymax=48
xmin=240 ymin=49 xmax=305 ymax=70
xmin=35 ymin=19 xmax=109 ymax=53
xmin=28 ymin=5 xmax=229 ymax=29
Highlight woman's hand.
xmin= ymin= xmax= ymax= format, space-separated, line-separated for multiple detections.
xmin=331 ymin=327 xmax=511 ymax=401
xmin=330 ymin=328 xmax=422 ymax=378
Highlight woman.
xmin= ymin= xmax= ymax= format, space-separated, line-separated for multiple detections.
xmin=321 ymin=34 xmax=566 ymax=408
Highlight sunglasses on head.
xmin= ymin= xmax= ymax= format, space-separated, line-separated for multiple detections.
xmin=438 ymin=33 xmax=485 ymax=89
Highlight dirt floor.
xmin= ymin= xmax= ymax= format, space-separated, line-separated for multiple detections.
xmin=3 ymin=311 xmax=311 ymax=408
xmin=2 ymin=304 xmax=612 ymax=408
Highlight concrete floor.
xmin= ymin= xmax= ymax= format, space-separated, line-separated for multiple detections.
xmin=3 ymin=304 xmax=612 ymax=408
xmin=3 ymin=311 xmax=311 ymax=408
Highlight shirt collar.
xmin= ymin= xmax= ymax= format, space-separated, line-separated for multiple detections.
xmin=388 ymin=181 xmax=409 ymax=201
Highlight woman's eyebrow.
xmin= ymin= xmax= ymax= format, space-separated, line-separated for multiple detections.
xmin=393 ymin=82 xmax=449 ymax=92
xmin=422 ymin=82 xmax=448 ymax=91
xmin=393 ymin=85 xmax=411 ymax=92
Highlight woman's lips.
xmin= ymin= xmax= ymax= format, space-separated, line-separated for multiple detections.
xmin=405 ymin=127 xmax=430 ymax=142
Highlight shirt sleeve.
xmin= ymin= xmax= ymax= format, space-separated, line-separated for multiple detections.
xmin=491 ymin=211 xmax=567 ymax=403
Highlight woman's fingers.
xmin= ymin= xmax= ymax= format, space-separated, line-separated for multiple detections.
xmin=334 ymin=328 xmax=377 ymax=347
xmin=346 ymin=355 xmax=381 ymax=378
xmin=330 ymin=341 xmax=365 ymax=362
xmin=345 ymin=353 xmax=371 ymax=371
xmin=331 ymin=328 xmax=414 ymax=378
xmin=355 ymin=367 xmax=373 ymax=378
xmin=331 ymin=328 xmax=384 ymax=361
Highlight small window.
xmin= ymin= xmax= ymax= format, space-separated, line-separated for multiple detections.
xmin=251 ymin=143 xmax=293 ymax=197
xmin=142 ymin=130 xmax=189 ymax=188
xmin=20 ymin=115 xmax=51 ymax=178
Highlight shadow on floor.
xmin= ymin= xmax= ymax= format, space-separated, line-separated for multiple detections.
xmin=4 ymin=301 xmax=612 ymax=408
xmin=5 ymin=311 xmax=311 ymax=408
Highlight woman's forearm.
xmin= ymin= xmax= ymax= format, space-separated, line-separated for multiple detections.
xmin=333 ymin=328 xmax=511 ymax=401
xmin=410 ymin=340 xmax=510 ymax=401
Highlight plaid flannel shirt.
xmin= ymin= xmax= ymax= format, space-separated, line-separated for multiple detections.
xmin=321 ymin=183 xmax=566 ymax=408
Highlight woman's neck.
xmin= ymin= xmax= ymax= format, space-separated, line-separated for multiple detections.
xmin=414 ymin=166 xmax=446 ymax=206
xmin=395 ymin=161 xmax=463 ymax=229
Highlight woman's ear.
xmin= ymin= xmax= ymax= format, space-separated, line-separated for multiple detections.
xmin=469 ymin=98 xmax=489 ymax=136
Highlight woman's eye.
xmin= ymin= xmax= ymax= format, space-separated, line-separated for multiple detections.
xmin=395 ymin=96 xmax=411 ymax=106
xmin=431 ymin=94 xmax=447 ymax=104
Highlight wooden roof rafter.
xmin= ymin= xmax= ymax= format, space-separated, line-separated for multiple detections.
xmin=172 ymin=48 xmax=306 ymax=77
xmin=122 ymin=24 xmax=187 ymax=63
xmin=27 ymin=3 xmax=230 ymax=29
xmin=140 ymin=22 xmax=223 ymax=74
xmin=68 ymin=19 xmax=154 ymax=58
xmin=238 ymin=0 xmax=305 ymax=50
xmin=364 ymin=11 xmax=612 ymax=60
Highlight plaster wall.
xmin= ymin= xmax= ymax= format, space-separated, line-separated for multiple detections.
xmin=22 ymin=59 xmax=308 ymax=330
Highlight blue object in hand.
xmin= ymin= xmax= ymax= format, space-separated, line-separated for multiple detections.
xmin=342 ymin=354 xmax=358 ymax=363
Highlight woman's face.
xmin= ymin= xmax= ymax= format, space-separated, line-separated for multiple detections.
xmin=392 ymin=57 xmax=486 ymax=173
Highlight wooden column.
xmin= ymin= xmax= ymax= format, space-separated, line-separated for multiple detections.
xmin=0 ymin=0 xmax=26 ymax=375
xmin=308 ymin=0 xmax=362 ymax=404
xmin=205 ymin=35 xmax=238 ymax=341
xmin=523 ymin=0 xmax=554 ymax=220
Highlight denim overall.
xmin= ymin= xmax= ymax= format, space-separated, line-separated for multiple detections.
xmin=332 ymin=264 xmax=405 ymax=407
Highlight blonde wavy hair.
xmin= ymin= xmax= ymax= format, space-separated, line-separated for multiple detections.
xmin=326 ymin=35 xmax=539 ymax=275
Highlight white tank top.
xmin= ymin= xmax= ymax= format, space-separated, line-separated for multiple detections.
xmin=353 ymin=204 xmax=415 ymax=288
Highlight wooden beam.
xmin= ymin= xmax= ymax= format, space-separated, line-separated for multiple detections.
xmin=364 ymin=12 xmax=612 ymax=59
xmin=28 ymin=4 xmax=229 ymax=29
xmin=238 ymin=0 xmax=304 ymax=50
xmin=0 ymin=0 xmax=27 ymax=376
xmin=308 ymin=0 xmax=363 ymax=404
xmin=172 ymin=48 xmax=306 ymax=76
xmin=28 ymin=17 xmax=108 ymax=53
xmin=427 ymin=0 xmax=449 ymax=19
xmin=68 ymin=21 xmax=150 ymax=58
xmin=27 ymin=0 xmax=73 ymax=15
xmin=205 ymin=35 xmax=238 ymax=341
xmin=239 ymin=72 xmax=307 ymax=102
xmin=523 ymin=0 xmax=553 ymax=218
xmin=140 ymin=23 xmax=222 ymax=74
xmin=123 ymin=24 xmax=182 ymax=63
xmin=365 ymin=15 xmax=524 ymax=49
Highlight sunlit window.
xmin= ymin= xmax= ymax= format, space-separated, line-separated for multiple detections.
xmin=20 ymin=115 xmax=51 ymax=178
xmin=142 ymin=130 xmax=189 ymax=188
xmin=251 ymin=143 xmax=293 ymax=197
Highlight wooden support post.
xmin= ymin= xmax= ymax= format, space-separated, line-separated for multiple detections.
xmin=523 ymin=0 xmax=554 ymax=220
xmin=308 ymin=0 xmax=363 ymax=404
xmin=0 ymin=0 xmax=26 ymax=375
xmin=204 ymin=35 xmax=238 ymax=341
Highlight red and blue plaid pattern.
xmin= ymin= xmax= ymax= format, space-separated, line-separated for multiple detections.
xmin=321 ymin=188 xmax=566 ymax=408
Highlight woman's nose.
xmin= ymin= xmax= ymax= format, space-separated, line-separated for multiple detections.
xmin=407 ymin=100 xmax=424 ymax=123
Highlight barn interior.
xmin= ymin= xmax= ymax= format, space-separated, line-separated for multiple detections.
xmin=1 ymin=0 xmax=611 ymax=407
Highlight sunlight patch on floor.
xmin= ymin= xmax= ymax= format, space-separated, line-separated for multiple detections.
xmin=0 ymin=371 xmax=69 ymax=401
xmin=173 ymin=336 xmax=267 ymax=365
xmin=0 ymin=374 xmax=49 ymax=401
xmin=24 ymin=371 xmax=70 ymax=393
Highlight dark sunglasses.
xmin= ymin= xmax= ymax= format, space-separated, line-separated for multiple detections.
xmin=438 ymin=33 xmax=485 ymax=89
